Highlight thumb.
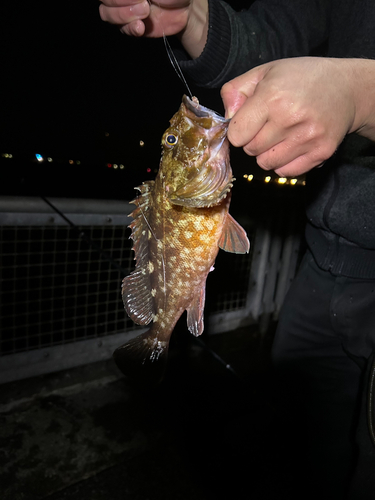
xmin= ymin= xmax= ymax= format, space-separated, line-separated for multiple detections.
xmin=221 ymin=62 xmax=272 ymax=118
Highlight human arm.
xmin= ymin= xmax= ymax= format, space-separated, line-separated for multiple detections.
xmin=221 ymin=57 xmax=375 ymax=177
xmin=99 ymin=0 xmax=331 ymax=70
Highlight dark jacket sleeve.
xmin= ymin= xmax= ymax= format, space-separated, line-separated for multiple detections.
xmin=178 ymin=0 xmax=331 ymax=88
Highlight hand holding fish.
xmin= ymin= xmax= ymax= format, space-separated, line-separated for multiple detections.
xmin=221 ymin=56 xmax=375 ymax=178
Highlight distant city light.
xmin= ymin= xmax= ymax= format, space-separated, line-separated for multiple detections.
xmin=69 ymin=160 xmax=74 ymax=165
xmin=36 ymin=154 xmax=43 ymax=162
xmin=76 ymin=160 xmax=81 ymax=165
xmin=120 ymin=164 xmax=124 ymax=169
xmin=113 ymin=164 xmax=118 ymax=169
xmin=2 ymin=153 xmax=13 ymax=158
xmin=107 ymin=163 xmax=112 ymax=168
xmin=247 ymin=174 xmax=254 ymax=182
xmin=146 ymin=168 xmax=151 ymax=173
xmin=105 ymin=132 xmax=109 ymax=137
xmin=140 ymin=140 xmax=145 ymax=147
xmin=290 ymin=178 xmax=298 ymax=185
xmin=264 ymin=176 xmax=271 ymax=183
xmin=47 ymin=157 xmax=53 ymax=162
xmin=278 ymin=177 xmax=287 ymax=184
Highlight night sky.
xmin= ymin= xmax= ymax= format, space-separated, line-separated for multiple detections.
xmin=2 ymin=0 xmax=301 ymax=206
xmin=1 ymin=0 xmax=240 ymax=200
xmin=2 ymin=1 xmax=197 ymax=148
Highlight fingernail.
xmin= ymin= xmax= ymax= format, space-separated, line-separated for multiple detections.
xmin=225 ymin=107 xmax=235 ymax=120
xmin=130 ymin=1 xmax=148 ymax=16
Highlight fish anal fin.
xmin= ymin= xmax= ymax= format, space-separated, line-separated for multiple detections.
xmin=187 ymin=285 xmax=206 ymax=337
xmin=113 ymin=329 xmax=169 ymax=384
xmin=219 ymin=213 xmax=250 ymax=254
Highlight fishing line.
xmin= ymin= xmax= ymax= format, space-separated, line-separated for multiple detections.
xmin=40 ymin=196 xmax=129 ymax=275
xmin=193 ymin=336 xmax=241 ymax=379
xmin=163 ymin=35 xmax=193 ymax=100
xmin=40 ymin=204 xmax=242 ymax=385
xmin=137 ymin=198 xmax=167 ymax=300
xmin=149 ymin=0 xmax=193 ymax=99
xmin=368 ymin=354 xmax=375 ymax=446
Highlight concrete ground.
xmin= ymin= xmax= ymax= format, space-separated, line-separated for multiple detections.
xmin=0 ymin=324 xmax=302 ymax=500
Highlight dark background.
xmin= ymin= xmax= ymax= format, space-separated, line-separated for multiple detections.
xmin=0 ymin=0 xmax=259 ymax=201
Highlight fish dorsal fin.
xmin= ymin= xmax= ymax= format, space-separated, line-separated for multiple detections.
xmin=187 ymin=284 xmax=206 ymax=337
xmin=122 ymin=181 xmax=157 ymax=325
xmin=219 ymin=213 xmax=250 ymax=254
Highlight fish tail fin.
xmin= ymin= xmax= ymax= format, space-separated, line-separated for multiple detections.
xmin=113 ymin=329 xmax=169 ymax=384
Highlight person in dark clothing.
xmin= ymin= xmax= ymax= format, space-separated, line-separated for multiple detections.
xmin=100 ymin=0 xmax=375 ymax=497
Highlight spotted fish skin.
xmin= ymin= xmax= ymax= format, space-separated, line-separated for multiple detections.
xmin=114 ymin=95 xmax=250 ymax=382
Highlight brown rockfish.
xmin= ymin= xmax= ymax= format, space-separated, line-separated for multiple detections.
xmin=114 ymin=95 xmax=249 ymax=382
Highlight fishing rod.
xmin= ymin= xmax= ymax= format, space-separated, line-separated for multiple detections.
xmin=41 ymin=196 xmax=242 ymax=381
xmin=40 ymin=196 xmax=129 ymax=275
xmin=193 ymin=336 xmax=241 ymax=379
xmin=367 ymin=354 xmax=375 ymax=447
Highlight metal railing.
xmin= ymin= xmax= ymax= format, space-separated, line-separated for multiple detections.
xmin=0 ymin=195 xmax=303 ymax=383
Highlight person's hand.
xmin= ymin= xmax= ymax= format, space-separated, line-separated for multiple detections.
xmin=99 ymin=0 xmax=190 ymax=37
xmin=221 ymin=57 xmax=362 ymax=177
xmin=99 ymin=0 xmax=208 ymax=58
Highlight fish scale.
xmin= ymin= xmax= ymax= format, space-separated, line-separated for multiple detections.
xmin=114 ymin=96 xmax=250 ymax=383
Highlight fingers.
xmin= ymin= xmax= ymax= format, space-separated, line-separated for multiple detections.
xmin=99 ymin=0 xmax=149 ymax=26
xmin=221 ymin=63 xmax=271 ymax=118
xmin=221 ymin=58 xmax=350 ymax=176
xmin=226 ymin=94 xmax=269 ymax=148
xmin=221 ymin=63 xmax=274 ymax=150
xmin=241 ymin=121 xmax=285 ymax=157
xmin=250 ymin=126 xmax=336 ymax=177
xmin=121 ymin=19 xmax=146 ymax=36
xmin=271 ymin=153 xmax=325 ymax=178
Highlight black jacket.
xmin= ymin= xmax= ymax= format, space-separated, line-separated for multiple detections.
xmin=178 ymin=0 xmax=375 ymax=278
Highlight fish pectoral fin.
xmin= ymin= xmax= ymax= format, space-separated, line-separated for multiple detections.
xmin=113 ymin=329 xmax=169 ymax=384
xmin=187 ymin=285 xmax=206 ymax=337
xmin=122 ymin=266 xmax=156 ymax=325
xmin=219 ymin=213 xmax=250 ymax=254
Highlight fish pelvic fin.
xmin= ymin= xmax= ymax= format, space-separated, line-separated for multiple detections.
xmin=113 ymin=329 xmax=169 ymax=384
xmin=219 ymin=213 xmax=250 ymax=254
xmin=187 ymin=284 xmax=206 ymax=337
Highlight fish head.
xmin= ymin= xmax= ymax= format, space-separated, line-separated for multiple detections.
xmin=160 ymin=95 xmax=233 ymax=208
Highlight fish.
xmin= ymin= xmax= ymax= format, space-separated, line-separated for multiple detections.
xmin=114 ymin=95 xmax=250 ymax=382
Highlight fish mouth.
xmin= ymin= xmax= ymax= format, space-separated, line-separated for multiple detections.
xmin=182 ymin=95 xmax=228 ymax=124
xmin=182 ymin=95 xmax=229 ymax=161
xmin=168 ymin=96 xmax=233 ymax=209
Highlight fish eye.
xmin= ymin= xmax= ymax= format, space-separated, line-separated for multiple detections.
xmin=165 ymin=134 xmax=178 ymax=147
